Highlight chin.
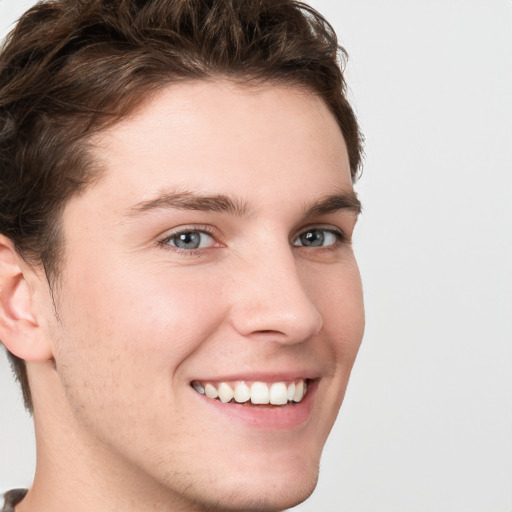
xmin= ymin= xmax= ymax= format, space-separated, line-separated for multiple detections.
xmin=184 ymin=465 xmax=319 ymax=512
xmin=218 ymin=451 xmax=321 ymax=511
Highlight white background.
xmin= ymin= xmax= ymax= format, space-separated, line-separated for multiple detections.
xmin=1 ymin=1 xmax=511 ymax=511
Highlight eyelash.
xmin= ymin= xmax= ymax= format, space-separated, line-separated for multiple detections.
xmin=158 ymin=225 xmax=348 ymax=255
xmin=292 ymin=227 xmax=348 ymax=249
xmin=159 ymin=225 xmax=219 ymax=255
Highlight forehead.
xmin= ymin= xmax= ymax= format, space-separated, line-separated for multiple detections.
xmin=82 ymin=80 xmax=352 ymax=212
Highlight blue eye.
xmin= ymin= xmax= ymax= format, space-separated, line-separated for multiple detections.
xmin=164 ymin=231 xmax=215 ymax=250
xmin=292 ymin=229 xmax=340 ymax=247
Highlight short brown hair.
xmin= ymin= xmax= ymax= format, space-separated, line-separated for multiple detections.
xmin=0 ymin=0 xmax=363 ymax=411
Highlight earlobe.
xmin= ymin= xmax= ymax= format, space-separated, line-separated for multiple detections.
xmin=0 ymin=236 xmax=53 ymax=362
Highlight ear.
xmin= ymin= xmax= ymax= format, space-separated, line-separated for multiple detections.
xmin=0 ymin=235 xmax=53 ymax=361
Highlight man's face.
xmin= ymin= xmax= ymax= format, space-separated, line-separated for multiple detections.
xmin=43 ymin=81 xmax=364 ymax=511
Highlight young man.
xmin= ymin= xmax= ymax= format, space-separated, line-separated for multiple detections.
xmin=0 ymin=1 xmax=364 ymax=511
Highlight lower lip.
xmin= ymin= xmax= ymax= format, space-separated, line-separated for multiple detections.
xmin=194 ymin=380 xmax=318 ymax=431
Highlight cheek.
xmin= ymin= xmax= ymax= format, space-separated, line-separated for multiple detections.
xmin=54 ymin=264 xmax=228 ymax=408
xmin=306 ymin=260 xmax=365 ymax=358
xmin=330 ymin=276 xmax=365 ymax=360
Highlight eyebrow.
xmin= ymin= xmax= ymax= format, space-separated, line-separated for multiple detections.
xmin=128 ymin=190 xmax=251 ymax=217
xmin=303 ymin=190 xmax=362 ymax=217
xmin=127 ymin=188 xmax=361 ymax=218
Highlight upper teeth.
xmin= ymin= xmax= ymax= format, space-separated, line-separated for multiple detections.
xmin=191 ymin=379 xmax=308 ymax=405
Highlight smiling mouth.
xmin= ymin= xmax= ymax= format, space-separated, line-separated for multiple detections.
xmin=190 ymin=379 xmax=309 ymax=405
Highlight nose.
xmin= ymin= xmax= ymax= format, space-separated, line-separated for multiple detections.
xmin=229 ymin=246 xmax=323 ymax=344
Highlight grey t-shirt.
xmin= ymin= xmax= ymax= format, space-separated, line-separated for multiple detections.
xmin=1 ymin=489 xmax=27 ymax=512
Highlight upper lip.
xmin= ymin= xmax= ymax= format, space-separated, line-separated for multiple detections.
xmin=189 ymin=369 xmax=321 ymax=384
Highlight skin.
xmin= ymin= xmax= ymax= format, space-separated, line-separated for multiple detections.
xmin=4 ymin=80 xmax=364 ymax=512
